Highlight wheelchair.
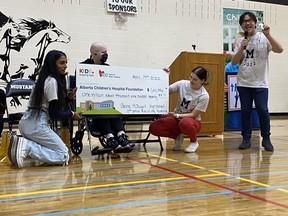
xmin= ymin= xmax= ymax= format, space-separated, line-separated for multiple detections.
xmin=68 ymin=75 xmax=134 ymax=156
xmin=69 ymin=116 xmax=134 ymax=156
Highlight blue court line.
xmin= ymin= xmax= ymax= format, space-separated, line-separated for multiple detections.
xmin=33 ymin=179 xmax=288 ymax=216
xmin=2 ymin=166 xmax=288 ymax=192
xmin=1 ymin=161 xmax=288 ymax=192
xmin=33 ymin=191 xmax=232 ymax=216
xmin=2 ymin=172 xmax=288 ymax=203
xmin=0 ymin=179 xmax=194 ymax=202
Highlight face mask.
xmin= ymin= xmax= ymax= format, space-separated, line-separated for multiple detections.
xmin=100 ymin=53 xmax=108 ymax=64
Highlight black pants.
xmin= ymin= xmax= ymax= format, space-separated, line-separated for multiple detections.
xmin=91 ymin=117 xmax=124 ymax=136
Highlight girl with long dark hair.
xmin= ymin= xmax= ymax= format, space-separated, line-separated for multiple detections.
xmin=9 ymin=50 xmax=81 ymax=168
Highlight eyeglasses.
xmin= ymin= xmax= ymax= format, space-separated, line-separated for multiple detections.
xmin=242 ymin=19 xmax=254 ymax=25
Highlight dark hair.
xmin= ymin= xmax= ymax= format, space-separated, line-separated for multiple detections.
xmin=239 ymin=11 xmax=257 ymax=25
xmin=192 ymin=66 xmax=208 ymax=82
xmin=30 ymin=50 xmax=67 ymax=117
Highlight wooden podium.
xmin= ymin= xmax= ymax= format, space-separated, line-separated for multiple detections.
xmin=169 ymin=52 xmax=225 ymax=136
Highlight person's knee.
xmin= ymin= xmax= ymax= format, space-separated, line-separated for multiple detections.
xmin=257 ymin=106 xmax=269 ymax=116
xmin=149 ymin=122 xmax=156 ymax=134
xmin=179 ymin=120 xmax=197 ymax=134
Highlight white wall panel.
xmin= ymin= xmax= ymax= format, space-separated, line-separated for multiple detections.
xmin=0 ymin=0 xmax=287 ymax=112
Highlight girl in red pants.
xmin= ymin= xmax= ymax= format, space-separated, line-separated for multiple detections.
xmin=149 ymin=66 xmax=209 ymax=153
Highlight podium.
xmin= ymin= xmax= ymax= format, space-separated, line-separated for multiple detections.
xmin=169 ymin=52 xmax=225 ymax=136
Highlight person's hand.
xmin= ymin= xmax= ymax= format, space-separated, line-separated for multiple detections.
xmin=224 ymin=83 xmax=228 ymax=93
xmin=72 ymin=112 xmax=82 ymax=120
xmin=261 ymin=22 xmax=270 ymax=36
xmin=69 ymin=87 xmax=77 ymax=100
xmin=166 ymin=112 xmax=175 ymax=118
xmin=160 ymin=112 xmax=173 ymax=117
xmin=163 ymin=67 xmax=170 ymax=73
xmin=241 ymin=38 xmax=248 ymax=49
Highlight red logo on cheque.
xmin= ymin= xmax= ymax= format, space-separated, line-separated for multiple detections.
xmin=99 ymin=70 xmax=105 ymax=77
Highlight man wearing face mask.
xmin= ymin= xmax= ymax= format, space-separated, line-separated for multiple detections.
xmin=81 ymin=42 xmax=133 ymax=152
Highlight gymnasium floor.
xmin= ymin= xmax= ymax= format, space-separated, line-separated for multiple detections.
xmin=0 ymin=116 xmax=288 ymax=215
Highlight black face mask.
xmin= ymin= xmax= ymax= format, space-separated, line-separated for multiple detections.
xmin=100 ymin=53 xmax=108 ymax=64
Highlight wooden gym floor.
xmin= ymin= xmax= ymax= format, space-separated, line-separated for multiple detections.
xmin=1 ymin=116 xmax=288 ymax=215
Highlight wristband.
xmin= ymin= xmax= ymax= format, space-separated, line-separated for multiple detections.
xmin=71 ymin=111 xmax=74 ymax=117
xmin=176 ymin=114 xmax=179 ymax=119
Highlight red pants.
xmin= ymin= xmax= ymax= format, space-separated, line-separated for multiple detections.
xmin=149 ymin=117 xmax=201 ymax=142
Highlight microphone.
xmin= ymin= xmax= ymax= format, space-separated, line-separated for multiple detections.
xmin=244 ymin=31 xmax=248 ymax=50
xmin=192 ymin=44 xmax=196 ymax=52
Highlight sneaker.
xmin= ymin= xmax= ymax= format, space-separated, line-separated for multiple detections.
xmin=106 ymin=137 xmax=122 ymax=150
xmin=184 ymin=141 xmax=199 ymax=153
xmin=239 ymin=139 xmax=251 ymax=149
xmin=15 ymin=137 xmax=29 ymax=168
xmin=64 ymin=153 xmax=70 ymax=166
xmin=173 ymin=135 xmax=184 ymax=151
xmin=8 ymin=134 xmax=18 ymax=165
xmin=117 ymin=134 xmax=134 ymax=148
xmin=262 ymin=137 xmax=274 ymax=152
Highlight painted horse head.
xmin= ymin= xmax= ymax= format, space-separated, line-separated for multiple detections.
xmin=0 ymin=14 xmax=71 ymax=82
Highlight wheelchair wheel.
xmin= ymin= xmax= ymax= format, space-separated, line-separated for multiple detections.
xmin=71 ymin=137 xmax=83 ymax=155
xmin=71 ymin=130 xmax=84 ymax=155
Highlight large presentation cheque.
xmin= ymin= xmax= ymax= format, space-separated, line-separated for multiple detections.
xmin=76 ymin=64 xmax=169 ymax=115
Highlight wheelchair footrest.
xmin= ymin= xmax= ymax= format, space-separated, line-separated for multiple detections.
xmin=91 ymin=146 xmax=113 ymax=155
xmin=91 ymin=146 xmax=134 ymax=155
xmin=113 ymin=146 xmax=134 ymax=153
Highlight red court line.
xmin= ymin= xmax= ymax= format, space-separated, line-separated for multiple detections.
xmin=128 ymin=156 xmax=288 ymax=209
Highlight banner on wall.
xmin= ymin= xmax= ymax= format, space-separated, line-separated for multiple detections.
xmin=106 ymin=0 xmax=137 ymax=14
xmin=75 ymin=64 xmax=169 ymax=115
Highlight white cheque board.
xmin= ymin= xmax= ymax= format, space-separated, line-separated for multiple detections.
xmin=76 ymin=64 xmax=169 ymax=115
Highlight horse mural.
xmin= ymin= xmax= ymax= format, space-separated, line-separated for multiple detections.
xmin=0 ymin=11 xmax=71 ymax=109
xmin=17 ymin=17 xmax=71 ymax=80
xmin=0 ymin=12 xmax=71 ymax=83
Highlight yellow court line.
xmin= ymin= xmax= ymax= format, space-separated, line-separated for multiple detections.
xmin=142 ymin=151 xmax=288 ymax=193
xmin=1 ymin=172 xmax=225 ymax=199
xmin=1 ymin=176 xmax=185 ymax=199
xmin=3 ymin=152 xmax=287 ymax=199
xmin=277 ymin=189 xmax=288 ymax=193
xmin=237 ymin=177 xmax=270 ymax=187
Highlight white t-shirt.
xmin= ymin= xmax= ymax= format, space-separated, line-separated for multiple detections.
xmin=170 ymin=80 xmax=209 ymax=121
xmin=28 ymin=76 xmax=58 ymax=114
xmin=235 ymin=32 xmax=272 ymax=88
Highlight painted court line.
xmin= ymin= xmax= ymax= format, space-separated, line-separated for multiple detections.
xmin=143 ymin=151 xmax=288 ymax=192
xmin=128 ymin=155 xmax=288 ymax=209
xmin=34 ymin=191 xmax=232 ymax=216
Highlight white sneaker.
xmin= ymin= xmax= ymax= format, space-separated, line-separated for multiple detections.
xmin=8 ymin=134 xmax=18 ymax=165
xmin=64 ymin=153 xmax=70 ymax=166
xmin=173 ymin=135 xmax=184 ymax=151
xmin=184 ymin=141 xmax=199 ymax=153
xmin=15 ymin=137 xmax=29 ymax=168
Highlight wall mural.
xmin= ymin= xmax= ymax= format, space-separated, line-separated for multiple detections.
xmin=0 ymin=11 xmax=71 ymax=110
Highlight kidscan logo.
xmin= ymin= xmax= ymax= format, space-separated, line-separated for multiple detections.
xmin=79 ymin=68 xmax=95 ymax=77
